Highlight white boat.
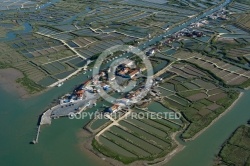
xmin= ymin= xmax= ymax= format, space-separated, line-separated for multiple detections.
xmin=57 ymin=82 xmax=64 ymax=87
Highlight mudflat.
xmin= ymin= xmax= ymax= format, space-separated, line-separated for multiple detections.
xmin=0 ymin=68 xmax=28 ymax=97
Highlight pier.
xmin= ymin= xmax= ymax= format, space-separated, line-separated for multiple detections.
xmin=32 ymin=125 xmax=40 ymax=144
xmin=31 ymin=108 xmax=52 ymax=144
xmin=31 ymin=93 xmax=97 ymax=144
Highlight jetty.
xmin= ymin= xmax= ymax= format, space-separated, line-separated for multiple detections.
xmin=31 ymin=108 xmax=53 ymax=144
xmin=32 ymin=125 xmax=41 ymax=144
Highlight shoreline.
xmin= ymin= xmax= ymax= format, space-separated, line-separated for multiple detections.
xmin=77 ymin=92 xmax=245 ymax=166
xmin=151 ymin=131 xmax=185 ymax=166
xmin=0 ymin=68 xmax=50 ymax=100
xmin=0 ymin=68 xmax=28 ymax=98
xmin=185 ymin=92 xmax=244 ymax=142
xmin=79 ymin=128 xmax=186 ymax=166
xmin=77 ymin=130 xmax=114 ymax=166
xmin=150 ymin=92 xmax=244 ymax=165
xmin=20 ymin=87 xmax=49 ymax=99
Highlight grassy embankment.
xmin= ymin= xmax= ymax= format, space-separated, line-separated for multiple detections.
xmin=16 ymin=75 xmax=44 ymax=94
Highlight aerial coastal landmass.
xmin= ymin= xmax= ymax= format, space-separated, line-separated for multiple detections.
xmin=215 ymin=123 xmax=250 ymax=166
xmin=0 ymin=0 xmax=250 ymax=166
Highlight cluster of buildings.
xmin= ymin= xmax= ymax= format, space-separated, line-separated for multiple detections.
xmin=116 ymin=67 xmax=140 ymax=79
xmin=126 ymin=88 xmax=142 ymax=99
xmin=60 ymin=71 xmax=110 ymax=105
xmin=57 ymin=7 xmax=231 ymax=116
xmin=59 ymin=57 xmax=149 ymax=114
xmin=115 ymin=61 xmax=141 ymax=79
xmin=208 ymin=8 xmax=228 ymax=20
xmin=104 ymin=60 xmax=149 ymax=114
xmin=154 ymin=29 xmax=204 ymax=51
xmin=183 ymin=30 xmax=204 ymax=37
xmin=171 ymin=28 xmax=204 ymax=38
xmin=105 ymin=104 xmax=121 ymax=113
xmin=105 ymin=87 xmax=149 ymax=114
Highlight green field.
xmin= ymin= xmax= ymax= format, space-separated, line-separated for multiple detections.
xmin=216 ymin=125 xmax=250 ymax=166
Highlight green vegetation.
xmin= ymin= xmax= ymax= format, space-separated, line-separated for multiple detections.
xmin=238 ymin=79 xmax=250 ymax=89
xmin=91 ymin=104 xmax=180 ymax=164
xmin=92 ymin=138 xmax=136 ymax=164
xmin=215 ymin=125 xmax=250 ymax=166
xmin=235 ymin=0 xmax=250 ymax=5
xmin=181 ymin=91 xmax=239 ymax=139
xmin=179 ymin=89 xmax=202 ymax=98
xmin=0 ymin=0 xmax=249 ymax=164
xmin=93 ymin=130 xmax=176 ymax=164
xmin=217 ymin=91 xmax=240 ymax=108
xmin=90 ymin=53 xmax=100 ymax=61
xmin=0 ymin=62 xmax=10 ymax=69
xmin=159 ymin=60 xmax=242 ymax=139
xmin=87 ymin=118 xmax=112 ymax=132
xmin=16 ymin=76 xmax=44 ymax=94
xmin=0 ymin=23 xmax=24 ymax=38
xmin=183 ymin=58 xmax=250 ymax=89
